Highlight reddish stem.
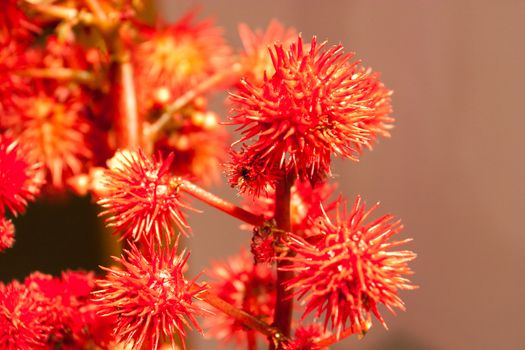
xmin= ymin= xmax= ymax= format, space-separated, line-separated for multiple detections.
xmin=179 ymin=179 xmax=265 ymax=227
xmin=147 ymin=63 xmax=242 ymax=138
xmin=270 ymin=173 xmax=294 ymax=349
xmin=315 ymin=324 xmax=362 ymax=348
xmin=197 ymin=287 xmax=281 ymax=340
xmin=108 ymin=29 xmax=142 ymax=149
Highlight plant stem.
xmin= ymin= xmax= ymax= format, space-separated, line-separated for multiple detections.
xmin=247 ymin=331 xmax=257 ymax=350
xmin=197 ymin=287 xmax=282 ymax=340
xmin=108 ymin=28 xmax=142 ymax=149
xmin=178 ymin=179 xmax=265 ymax=226
xmin=146 ymin=63 xmax=241 ymax=138
xmin=26 ymin=2 xmax=95 ymax=24
xmin=17 ymin=68 xmax=95 ymax=86
xmin=270 ymin=173 xmax=295 ymax=349
xmin=315 ymin=324 xmax=363 ymax=348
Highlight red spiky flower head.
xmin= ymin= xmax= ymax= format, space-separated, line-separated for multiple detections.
xmin=98 ymin=149 xmax=191 ymax=246
xmin=0 ymin=134 xmax=44 ymax=217
xmin=204 ymin=249 xmax=276 ymax=346
xmin=0 ymin=217 xmax=15 ymax=252
xmin=93 ymin=242 xmax=207 ymax=350
xmin=282 ymin=196 xmax=416 ymax=336
xmin=0 ymin=281 xmax=51 ymax=350
xmin=282 ymin=324 xmax=328 ymax=350
xmin=229 ymin=36 xmax=393 ymax=193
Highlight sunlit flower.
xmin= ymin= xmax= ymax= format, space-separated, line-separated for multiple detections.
xmin=0 ymin=217 xmax=15 ymax=252
xmin=98 ymin=149 xmax=191 ymax=245
xmin=3 ymin=84 xmax=93 ymax=188
xmin=0 ymin=134 xmax=44 ymax=216
xmin=229 ymin=36 xmax=393 ymax=189
xmin=133 ymin=12 xmax=231 ymax=115
xmin=0 ymin=281 xmax=51 ymax=350
xmin=237 ymin=19 xmax=296 ymax=85
xmin=282 ymin=196 xmax=416 ymax=336
xmin=94 ymin=243 xmax=206 ymax=350
xmin=204 ymin=249 xmax=276 ymax=346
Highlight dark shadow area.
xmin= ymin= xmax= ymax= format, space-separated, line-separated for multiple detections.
xmin=0 ymin=195 xmax=104 ymax=283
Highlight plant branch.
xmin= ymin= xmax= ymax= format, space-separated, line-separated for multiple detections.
xmin=26 ymin=2 xmax=95 ymax=25
xmin=196 ymin=286 xmax=283 ymax=341
xmin=315 ymin=323 xmax=367 ymax=348
xmin=17 ymin=68 xmax=95 ymax=86
xmin=270 ymin=172 xmax=295 ymax=349
xmin=177 ymin=179 xmax=266 ymax=227
xmin=146 ymin=63 xmax=242 ymax=138
xmin=108 ymin=27 xmax=142 ymax=149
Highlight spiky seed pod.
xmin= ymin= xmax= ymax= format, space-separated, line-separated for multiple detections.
xmin=282 ymin=196 xmax=416 ymax=336
xmin=98 ymin=149 xmax=191 ymax=246
xmin=93 ymin=243 xmax=207 ymax=350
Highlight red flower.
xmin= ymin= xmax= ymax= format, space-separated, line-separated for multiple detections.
xmin=229 ymin=36 xmax=393 ymax=190
xmin=133 ymin=12 xmax=231 ymax=115
xmin=98 ymin=149 xmax=191 ymax=245
xmin=204 ymin=249 xmax=276 ymax=346
xmin=0 ymin=134 xmax=44 ymax=216
xmin=0 ymin=217 xmax=14 ymax=252
xmin=93 ymin=243 xmax=206 ymax=350
xmin=282 ymin=196 xmax=416 ymax=336
xmin=0 ymin=281 xmax=51 ymax=350
xmin=237 ymin=19 xmax=297 ymax=85
xmin=23 ymin=270 xmax=113 ymax=349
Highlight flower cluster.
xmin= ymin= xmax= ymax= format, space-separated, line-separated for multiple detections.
xmin=0 ymin=271 xmax=112 ymax=350
xmin=0 ymin=2 xmax=416 ymax=349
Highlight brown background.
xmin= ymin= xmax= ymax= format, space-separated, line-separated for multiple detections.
xmin=159 ymin=1 xmax=525 ymax=349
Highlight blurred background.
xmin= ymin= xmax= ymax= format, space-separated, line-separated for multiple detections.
xmin=1 ymin=0 xmax=524 ymax=349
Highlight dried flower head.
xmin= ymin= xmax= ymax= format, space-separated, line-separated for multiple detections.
xmin=237 ymin=19 xmax=296 ymax=85
xmin=134 ymin=12 xmax=231 ymax=114
xmin=94 ymin=243 xmax=206 ymax=350
xmin=0 ymin=134 xmax=44 ymax=216
xmin=0 ymin=217 xmax=15 ymax=252
xmin=204 ymin=249 xmax=276 ymax=346
xmin=229 ymin=36 xmax=393 ymax=191
xmin=98 ymin=149 xmax=191 ymax=245
xmin=0 ymin=281 xmax=51 ymax=350
xmin=282 ymin=196 xmax=416 ymax=336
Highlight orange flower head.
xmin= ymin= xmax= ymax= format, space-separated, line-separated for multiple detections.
xmin=229 ymin=36 xmax=393 ymax=191
xmin=282 ymin=196 xmax=416 ymax=336
xmin=134 ymin=12 xmax=231 ymax=114
xmin=98 ymin=149 xmax=191 ymax=245
xmin=204 ymin=249 xmax=276 ymax=346
xmin=0 ymin=134 xmax=44 ymax=216
xmin=94 ymin=243 xmax=207 ymax=350
xmin=237 ymin=19 xmax=296 ymax=85
xmin=5 ymin=85 xmax=93 ymax=188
